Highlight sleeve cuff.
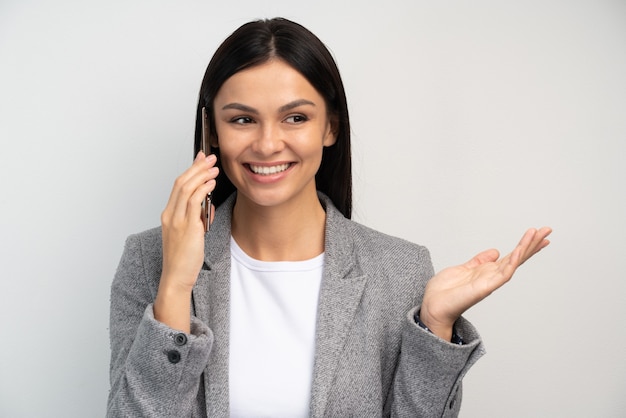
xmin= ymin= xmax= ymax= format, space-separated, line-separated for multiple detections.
xmin=414 ymin=310 xmax=465 ymax=345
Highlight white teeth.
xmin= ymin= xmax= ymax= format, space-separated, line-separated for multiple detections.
xmin=249 ymin=163 xmax=291 ymax=175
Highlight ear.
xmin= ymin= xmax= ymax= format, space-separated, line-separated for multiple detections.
xmin=210 ymin=134 xmax=219 ymax=148
xmin=323 ymin=116 xmax=339 ymax=147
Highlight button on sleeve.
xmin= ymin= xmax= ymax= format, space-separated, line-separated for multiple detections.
xmin=174 ymin=333 xmax=188 ymax=346
xmin=166 ymin=349 xmax=181 ymax=364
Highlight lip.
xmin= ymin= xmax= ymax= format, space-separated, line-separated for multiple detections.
xmin=243 ymin=161 xmax=295 ymax=183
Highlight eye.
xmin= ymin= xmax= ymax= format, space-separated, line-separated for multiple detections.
xmin=230 ymin=116 xmax=254 ymax=124
xmin=284 ymin=114 xmax=308 ymax=124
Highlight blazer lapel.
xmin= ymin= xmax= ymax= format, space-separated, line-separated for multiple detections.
xmin=192 ymin=195 xmax=235 ymax=417
xmin=309 ymin=196 xmax=367 ymax=417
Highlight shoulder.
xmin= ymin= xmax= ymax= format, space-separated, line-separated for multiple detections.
xmin=123 ymin=226 xmax=163 ymax=258
xmin=322 ymin=194 xmax=429 ymax=263
xmin=116 ymin=226 xmax=164 ymax=282
xmin=343 ymin=218 xmax=432 ymax=275
xmin=322 ymin=194 xmax=433 ymax=279
xmin=348 ymin=220 xmax=429 ymax=260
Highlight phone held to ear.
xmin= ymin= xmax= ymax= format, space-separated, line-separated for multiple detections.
xmin=201 ymin=107 xmax=212 ymax=233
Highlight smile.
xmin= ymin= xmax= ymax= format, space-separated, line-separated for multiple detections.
xmin=248 ymin=163 xmax=292 ymax=175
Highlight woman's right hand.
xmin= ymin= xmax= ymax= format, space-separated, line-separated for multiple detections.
xmin=154 ymin=151 xmax=218 ymax=332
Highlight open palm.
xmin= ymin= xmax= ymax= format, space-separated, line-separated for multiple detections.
xmin=420 ymin=227 xmax=552 ymax=341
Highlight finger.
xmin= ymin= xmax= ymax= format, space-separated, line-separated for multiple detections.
xmin=505 ymin=227 xmax=552 ymax=271
xmin=518 ymin=226 xmax=553 ymax=265
xmin=537 ymin=226 xmax=552 ymax=237
xmin=508 ymin=228 xmax=537 ymax=266
xmin=167 ymin=152 xmax=205 ymax=203
xmin=163 ymin=153 xmax=198 ymax=217
xmin=534 ymin=226 xmax=552 ymax=251
xmin=168 ymin=153 xmax=217 ymax=212
xmin=168 ymin=158 xmax=219 ymax=224
xmin=183 ymin=160 xmax=219 ymax=230
xmin=489 ymin=230 xmax=535 ymax=278
xmin=187 ymin=179 xmax=217 ymax=220
xmin=170 ymin=174 xmax=213 ymax=225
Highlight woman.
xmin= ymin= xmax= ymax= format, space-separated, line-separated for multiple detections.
xmin=107 ymin=18 xmax=551 ymax=417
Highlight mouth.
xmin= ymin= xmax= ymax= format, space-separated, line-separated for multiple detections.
xmin=246 ymin=163 xmax=293 ymax=176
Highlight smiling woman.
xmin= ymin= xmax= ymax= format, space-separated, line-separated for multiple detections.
xmin=107 ymin=17 xmax=551 ymax=418
xmin=195 ymin=18 xmax=351 ymax=219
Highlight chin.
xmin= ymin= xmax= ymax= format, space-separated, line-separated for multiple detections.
xmin=236 ymin=185 xmax=315 ymax=210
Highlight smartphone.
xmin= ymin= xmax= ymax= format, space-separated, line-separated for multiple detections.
xmin=201 ymin=107 xmax=212 ymax=232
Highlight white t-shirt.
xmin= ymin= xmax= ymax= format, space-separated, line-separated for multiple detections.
xmin=228 ymin=237 xmax=323 ymax=418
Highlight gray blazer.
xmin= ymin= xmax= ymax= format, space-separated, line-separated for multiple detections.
xmin=108 ymin=194 xmax=485 ymax=417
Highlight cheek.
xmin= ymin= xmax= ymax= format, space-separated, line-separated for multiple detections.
xmin=301 ymin=131 xmax=329 ymax=161
xmin=296 ymin=138 xmax=325 ymax=173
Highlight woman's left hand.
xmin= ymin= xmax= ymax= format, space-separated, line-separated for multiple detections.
xmin=419 ymin=227 xmax=552 ymax=341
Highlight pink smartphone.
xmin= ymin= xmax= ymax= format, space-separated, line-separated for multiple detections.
xmin=201 ymin=107 xmax=212 ymax=232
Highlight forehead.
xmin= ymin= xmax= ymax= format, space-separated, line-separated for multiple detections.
xmin=214 ymin=59 xmax=325 ymax=109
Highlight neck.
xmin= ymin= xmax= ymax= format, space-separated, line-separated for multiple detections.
xmin=231 ymin=192 xmax=327 ymax=261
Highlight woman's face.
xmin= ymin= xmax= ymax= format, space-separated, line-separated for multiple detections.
xmin=212 ymin=59 xmax=336 ymax=210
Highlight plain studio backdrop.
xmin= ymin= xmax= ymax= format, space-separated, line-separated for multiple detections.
xmin=1 ymin=1 xmax=624 ymax=416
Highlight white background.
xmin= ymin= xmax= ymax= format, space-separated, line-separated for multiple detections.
xmin=1 ymin=0 xmax=625 ymax=416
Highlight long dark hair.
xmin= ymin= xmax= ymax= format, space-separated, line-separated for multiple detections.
xmin=193 ymin=18 xmax=352 ymax=219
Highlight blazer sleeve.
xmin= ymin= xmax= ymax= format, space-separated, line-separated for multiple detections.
xmin=389 ymin=308 xmax=485 ymax=417
xmin=107 ymin=233 xmax=213 ymax=417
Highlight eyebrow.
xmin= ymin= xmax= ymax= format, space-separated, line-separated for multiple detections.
xmin=221 ymin=99 xmax=316 ymax=114
xmin=279 ymin=99 xmax=315 ymax=113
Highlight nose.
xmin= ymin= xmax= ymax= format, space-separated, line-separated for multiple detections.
xmin=251 ymin=122 xmax=285 ymax=156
